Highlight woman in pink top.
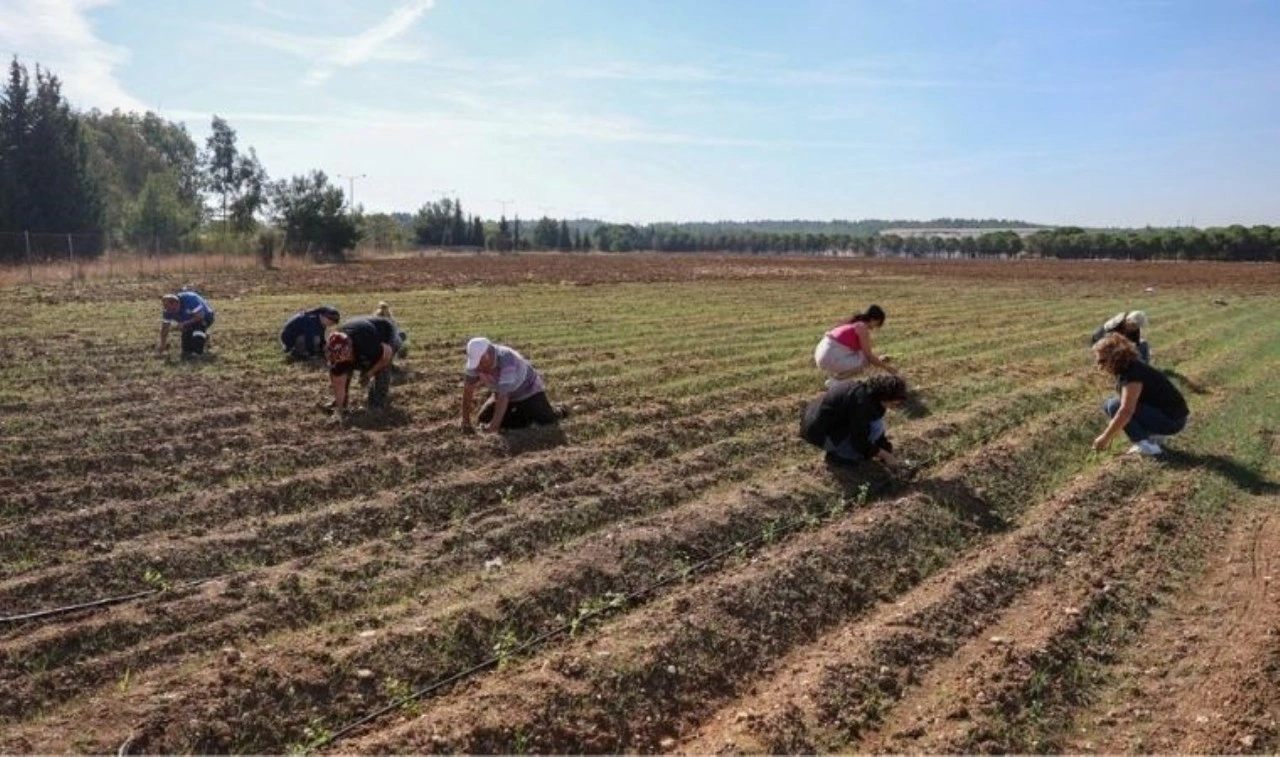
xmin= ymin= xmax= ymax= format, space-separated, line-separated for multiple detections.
xmin=813 ymin=304 xmax=895 ymax=384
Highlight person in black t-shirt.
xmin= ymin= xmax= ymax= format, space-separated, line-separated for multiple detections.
xmin=1092 ymin=333 xmax=1188 ymax=456
xmin=799 ymin=374 xmax=909 ymax=469
xmin=324 ymin=316 xmax=401 ymax=411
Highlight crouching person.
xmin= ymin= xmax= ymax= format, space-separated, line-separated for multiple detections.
xmin=1091 ymin=332 xmax=1188 ymax=456
xmin=800 ymin=374 xmax=909 ymax=469
xmin=324 ymin=316 xmax=399 ymax=411
xmin=280 ymin=305 xmax=340 ymax=360
xmin=157 ymin=290 xmax=215 ymax=358
xmin=460 ymin=337 xmax=562 ymax=433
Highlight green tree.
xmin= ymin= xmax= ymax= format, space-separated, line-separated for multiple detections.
xmin=270 ymin=170 xmax=359 ymax=260
xmin=0 ymin=59 xmax=102 ymax=241
xmin=203 ymin=115 xmax=268 ymax=236
xmin=124 ymin=171 xmax=197 ymax=251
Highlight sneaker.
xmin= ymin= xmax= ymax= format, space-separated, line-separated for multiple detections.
xmin=1126 ymin=439 xmax=1163 ymax=456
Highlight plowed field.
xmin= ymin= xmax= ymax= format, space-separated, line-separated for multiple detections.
xmin=2 ymin=254 xmax=1277 ymax=753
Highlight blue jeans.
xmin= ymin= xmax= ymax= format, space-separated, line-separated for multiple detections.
xmin=1103 ymin=397 xmax=1186 ymax=442
xmin=824 ymin=417 xmax=886 ymax=462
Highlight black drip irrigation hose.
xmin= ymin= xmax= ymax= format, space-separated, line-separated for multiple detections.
xmin=308 ymin=466 xmax=923 ymax=752
xmin=0 ymin=575 xmax=226 ymax=625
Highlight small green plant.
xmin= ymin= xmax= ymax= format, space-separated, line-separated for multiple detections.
xmin=286 ymin=719 xmax=333 ymax=755
xmin=116 ymin=668 xmax=132 ymax=693
xmin=569 ymin=592 xmax=627 ymax=637
xmin=498 ymin=484 xmax=517 ymax=507
xmin=493 ymin=627 xmax=521 ymax=669
xmin=142 ymin=567 xmax=169 ymax=591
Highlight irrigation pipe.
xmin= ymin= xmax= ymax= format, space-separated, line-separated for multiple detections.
xmin=308 ymin=467 xmax=920 ymax=752
xmin=0 ymin=576 xmax=226 ymax=625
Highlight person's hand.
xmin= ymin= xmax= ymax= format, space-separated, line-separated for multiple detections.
xmin=483 ymin=422 xmax=501 ymax=434
xmin=1092 ymin=434 xmax=1110 ymax=451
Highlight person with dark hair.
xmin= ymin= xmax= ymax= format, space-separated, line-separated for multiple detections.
xmin=1090 ymin=310 xmax=1151 ymax=363
xmin=800 ymin=373 xmax=909 ymax=469
xmin=1091 ymin=332 xmax=1188 ymax=456
xmin=156 ymin=290 xmax=215 ymax=358
xmin=460 ymin=337 xmax=564 ymax=432
xmin=324 ymin=316 xmax=400 ymax=411
xmin=280 ymin=305 xmax=340 ymax=360
xmin=813 ymin=304 xmax=896 ymax=386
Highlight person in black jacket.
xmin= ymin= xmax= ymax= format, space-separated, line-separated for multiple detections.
xmin=324 ymin=316 xmax=402 ymax=411
xmin=280 ymin=305 xmax=340 ymax=360
xmin=800 ymin=374 xmax=909 ymax=468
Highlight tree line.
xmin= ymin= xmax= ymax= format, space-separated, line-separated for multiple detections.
xmin=0 ymin=57 xmax=361 ymax=263
xmin=3 ymin=56 xmax=1276 ymax=265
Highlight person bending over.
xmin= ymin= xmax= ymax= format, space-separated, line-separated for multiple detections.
xmin=325 ymin=316 xmax=400 ymax=411
xmin=1091 ymin=332 xmax=1188 ymax=457
xmin=800 ymin=373 xmax=909 ymax=469
xmin=813 ymin=304 xmax=896 ymax=386
xmin=157 ymin=290 xmax=215 ymax=358
xmin=280 ymin=305 xmax=340 ymax=360
xmin=460 ymin=337 xmax=563 ymax=433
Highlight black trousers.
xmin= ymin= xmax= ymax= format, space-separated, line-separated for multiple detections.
xmin=181 ymin=325 xmax=208 ymax=355
xmin=478 ymin=391 xmax=559 ymax=429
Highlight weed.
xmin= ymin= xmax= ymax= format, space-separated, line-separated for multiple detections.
xmin=141 ymin=567 xmax=169 ymax=592
xmin=493 ymin=626 xmax=521 ymax=670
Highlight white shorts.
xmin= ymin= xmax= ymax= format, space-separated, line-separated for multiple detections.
xmin=814 ymin=335 xmax=866 ymax=378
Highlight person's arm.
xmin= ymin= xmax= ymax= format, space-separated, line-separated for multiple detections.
xmin=331 ymin=370 xmax=350 ymax=410
xmin=366 ymin=344 xmax=394 ymax=377
xmin=484 ymin=393 xmax=511 ymax=433
xmin=157 ymin=319 xmax=174 ymax=353
xmin=460 ymin=381 xmax=476 ymax=431
xmin=1093 ymin=381 xmax=1142 ymax=450
xmin=856 ymin=323 xmax=897 ymax=373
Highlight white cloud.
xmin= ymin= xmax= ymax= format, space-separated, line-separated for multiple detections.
xmin=229 ymin=0 xmax=435 ymax=86
xmin=0 ymin=0 xmax=146 ymax=112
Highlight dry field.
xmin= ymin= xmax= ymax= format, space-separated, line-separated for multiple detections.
xmin=1 ymin=254 xmax=1277 ymax=753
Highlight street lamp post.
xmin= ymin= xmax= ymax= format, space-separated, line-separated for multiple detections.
xmin=336 ymin=173 xmax=367 ymax=213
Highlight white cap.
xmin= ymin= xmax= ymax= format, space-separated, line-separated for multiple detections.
xmin=465 ymin=337 xmax=492 ymax=371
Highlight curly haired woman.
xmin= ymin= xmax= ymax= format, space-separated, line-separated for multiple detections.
xmin=1091 ymin=333 xmax=1188 ymax=456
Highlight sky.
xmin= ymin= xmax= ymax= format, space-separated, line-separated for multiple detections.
xmin=2 ymin=0 xmax=1278 ymax=226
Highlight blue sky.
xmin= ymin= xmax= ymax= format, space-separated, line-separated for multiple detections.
xmin=3 ymin=0 xmax=1278 ymax=225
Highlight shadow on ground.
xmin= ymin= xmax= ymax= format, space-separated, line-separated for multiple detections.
xmin=1161 ymin=367 xmax=1211 ymax=395
xmin=502 ymin=424 xmax=569 ymax=455
xmin=1160 ymin=449 xmax=1279 ymax=495
xmin=341 ymin=407 xmax=413 ymax=430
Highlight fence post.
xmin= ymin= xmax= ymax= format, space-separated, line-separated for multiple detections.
xmin=67 ymin=233 xmax=75 ymax=281
xmin=24 ymin=230 xmax=32 ymax=281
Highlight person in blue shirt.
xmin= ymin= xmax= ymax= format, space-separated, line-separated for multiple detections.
xmin=280 ymin=305 xmax=341 ymax=360
xmin=157 ymin=290 xmax=215 ymax=358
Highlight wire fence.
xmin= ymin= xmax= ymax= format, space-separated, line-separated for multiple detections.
xmin=0 ymin=231 xmax=293 ymax=286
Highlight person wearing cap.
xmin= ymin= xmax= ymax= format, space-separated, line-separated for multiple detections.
xmin=325 ymin=316 xmax=400 ymax=411
xmin=1090 ymin=310 xmax=1150 ymax=363
xmin=799 ymin=374 xmax=909 ymax=469
xmin=280 ymin=305 xmax=340 ymax=360
xmin=813 ymin=304 xmax=896 ymax=387
xmin=460 ymin=337 xmax=562 ymax=433
xmin=157 ymin=290 xmax=215 ymax=358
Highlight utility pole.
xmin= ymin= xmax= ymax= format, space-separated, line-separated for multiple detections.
xmin=336 ymin=173 xmax=367 ymax=213
xmin=495 ymin=199 xmax=514 ymax=219
xmin=433 ymin=188 xmax=456 ymax=245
